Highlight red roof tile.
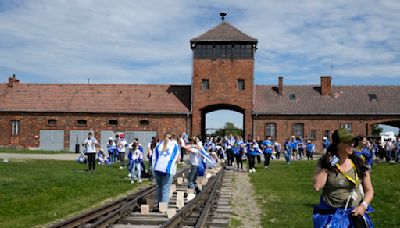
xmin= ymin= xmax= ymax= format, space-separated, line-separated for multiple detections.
xmin=0 ymin=83 xmax=191 ymax=114
xmin=191 ymin=22 xmax=257 ymax=43
xmin=254 ymin=85 xmax=400 ymax=115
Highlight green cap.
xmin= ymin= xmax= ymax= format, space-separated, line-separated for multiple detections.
xmin=337 ymin=128 xmax=354 ymax=143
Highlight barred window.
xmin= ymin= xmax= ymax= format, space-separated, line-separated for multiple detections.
xmin=293 ymin=123 xmax=304 ymax=138
xmin=341 ymin=123 xmax=352 ymax=132
xmin=11 ymin=120 xmax=20 ymax=135
xmin=309 ymin=130 xmax=317 ymax=141
xmin=265 ymin=123 xmax=277 ymax=138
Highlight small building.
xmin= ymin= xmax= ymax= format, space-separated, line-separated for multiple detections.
xmin=1 ymin=18 xmax=400 ymax=153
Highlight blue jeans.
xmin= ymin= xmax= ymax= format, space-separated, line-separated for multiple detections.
xmin=188 ymin=165 xmax=198 ymax=189
xmin=130 ymin=162 xmax=141 ymax=181
xmin=155 ymin=172 xmax=173 ymax=203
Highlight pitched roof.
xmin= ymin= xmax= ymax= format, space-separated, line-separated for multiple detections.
xmin=254 ymin=85 xmax=400 ymax=115
xmin=190 ymin=22 xmax=258 ymax=43
xmin=0 ymin=83 xmax=191 ymax=114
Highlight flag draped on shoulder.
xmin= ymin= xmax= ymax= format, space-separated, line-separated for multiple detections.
xmin=201 ymin=146 xmax=216 ymax=167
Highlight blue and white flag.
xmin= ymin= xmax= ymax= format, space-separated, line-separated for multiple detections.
xmin=201 ymin=146 xmax=216 ymax=167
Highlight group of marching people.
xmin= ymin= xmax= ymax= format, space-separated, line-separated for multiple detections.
xmin=201 ymin=134 xmax=318 ymax=171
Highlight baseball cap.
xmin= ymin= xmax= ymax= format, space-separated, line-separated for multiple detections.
xmin=336 ymin=128 xmax=354 ymax=144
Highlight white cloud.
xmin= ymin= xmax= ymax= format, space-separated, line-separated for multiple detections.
xmin=0 ymin=0 xmax=399 ymax=85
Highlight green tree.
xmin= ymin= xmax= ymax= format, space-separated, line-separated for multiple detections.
xmin=371 ymin=124 xmax=384 ymax=136
xmin=214 ymin=121 xmax=243 ymax=137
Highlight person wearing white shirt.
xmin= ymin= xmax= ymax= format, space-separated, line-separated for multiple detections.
xmin=128 ymin=141 xmax=143 ymax=184
xmin=152 ymin=133 xmax=180 ymax=207
xmin=117 ymin=135 xmax=128 ymax=169
xmin=83 ymin=132 xmax=98 ymax=171
xmin=184 ymin=137 xmax=201 ymax=189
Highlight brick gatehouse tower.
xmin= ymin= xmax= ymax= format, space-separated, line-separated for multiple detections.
xmin=190 ymin=18 xmax=258 ymax=140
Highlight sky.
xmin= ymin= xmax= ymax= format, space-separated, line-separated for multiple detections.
xmin=0 ymin=0 xmax=399 ymax=129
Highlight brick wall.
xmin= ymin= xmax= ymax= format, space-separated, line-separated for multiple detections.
xmin=0 ymin=113 xmax=189 ymax=149
xmin=254 ymin=115 xmax=400 ymax=153
xmin=191 ymin=58 xmax=254 ymax=139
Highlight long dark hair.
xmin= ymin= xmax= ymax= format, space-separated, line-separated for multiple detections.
xmin=319 ymin=130 xmax=369 ymax=179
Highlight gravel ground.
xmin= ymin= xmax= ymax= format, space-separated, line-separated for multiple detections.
xmin=231 ymin=170 xmax=263 ymax=228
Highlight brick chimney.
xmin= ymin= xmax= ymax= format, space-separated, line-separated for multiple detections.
xmin=8 ymin=74 xmax=20 ymax=88
xmin=278 ymin=76 xmax=283 ymax=95
xmin=320 ymin=76 xmax=331 ymax=96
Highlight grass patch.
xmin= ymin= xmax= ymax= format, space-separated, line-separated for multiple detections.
xmin=229 ymin=217 xmax=241 ymax=228
xmin=0 ymin=148 xmax=70 ymax=154
xmin=249 ymin=160 xmax=400 ymax=227
xmin=0 ymin=160 xmax=149 ymax=228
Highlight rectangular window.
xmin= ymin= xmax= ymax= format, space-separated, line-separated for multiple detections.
xmin=293 ymin=123 xmax=304 ymax=138
xmin=47 ymin=119 xmax=57 ymax=126
xmin=265 ymin=123 xmax=277 ymax=138
xmin=108 ymin=120 xmax=118 ymax=126
xmin=341 ymin=123 xmax=352 ymax=132
xmin=11 ymin=120 xmax=20 ymax=135
xmin=232 ymin=45 xmax=240 ymax=59
xmin=77 ymin=120 xmax=88 ymax=126
xmin=139 ymin=120 xmax=149 ymax=126
xmin=237 ymin=79 xmax=245 ymax=91
xmin=309 ymin=130 xmax=317 ymax=141
xmin=324 ymin=130 xmax=331 ymax=138
xmin=201 ymin=79 xmax=209 ymax=90
xmin=215 ymin=44 xmax=222 ymax=58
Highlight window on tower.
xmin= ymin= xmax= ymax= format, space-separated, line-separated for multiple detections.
xmin=201 ymin=79 xmax=209 ymax=90
xmin=238 ymin=79 xmax=245 ymax=90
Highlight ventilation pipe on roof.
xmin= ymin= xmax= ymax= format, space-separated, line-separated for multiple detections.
xmin=8 ymin=74 xmax=20 ymax=88
xmin=278 ymin=76 xmax=283 ymax=95
xmin=320 ymin=76 xmax=332 ymax=96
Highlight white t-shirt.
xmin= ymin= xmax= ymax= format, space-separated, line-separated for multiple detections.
xmin=118 ymin=139 xmax=128 ymax=152
xmin=189 ymin=145 xmax=199 ymax=166
xmin=84 ymin=137 xmax=98 ymax=153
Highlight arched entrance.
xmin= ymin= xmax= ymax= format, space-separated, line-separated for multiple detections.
xmin=371 ymin=120 xmax=400 ymax=137
xmin=201 ymin=104 xmax=245 ymax=140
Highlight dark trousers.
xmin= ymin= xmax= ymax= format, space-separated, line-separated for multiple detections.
xmin=307 ymin=152 xmax=314 ymax=160
xmin=227 ymin=149 xmax=234 ymax=166
xmin=256 ymin=155 xmax=261 ymax=163
xmin=264 ymin=153 xmax=271 ymax=167
xmin=276 ymin=151 xmax=281 ymax=159
xmin=87 ymin=153 xmax=96 ymax=170
xmin=119 ymin=152 xmax=126 ymax=167
xmin=248 ymin=154 xmax=256 ymax=169
xmin=235 ymin=154 xmax=243 ymax=170
xmin=180 ymin=148 xmax=185 ymax=162
xmin=298 ymin=148 xmax=304 ymax=158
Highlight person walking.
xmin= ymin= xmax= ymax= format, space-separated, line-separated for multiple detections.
xmin=306 ymin=140 xmax=315 ymax=160
xmin=117 ymin=134 xmax=128 ymax=169
xmin=152 ymin=133 xmax=180 ymax=207
xmin=262 ymin=136 xmax=273 ymax=169
xmin=183 ymin=136 xmax=201 ymax=189
xmin=83 ymin=132 xmax=98 ymax=172
xmin=128 ymin=140 xmax=143 ymax=184
xmin=313 ymin=128 xmax=374 ymax=227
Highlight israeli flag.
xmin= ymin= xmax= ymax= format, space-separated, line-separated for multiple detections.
xmin=201 ymin=146 xmax=216 ymax=167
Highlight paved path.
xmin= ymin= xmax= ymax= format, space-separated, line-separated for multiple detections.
xmin=0 ymin=153 xmax=77 ymax=161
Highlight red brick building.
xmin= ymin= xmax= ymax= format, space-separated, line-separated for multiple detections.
xmin=1 ymin=21 xmax=400 ymax=153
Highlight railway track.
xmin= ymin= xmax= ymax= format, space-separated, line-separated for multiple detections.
xmin=49 ymin=166 xmax=233 ymax=228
